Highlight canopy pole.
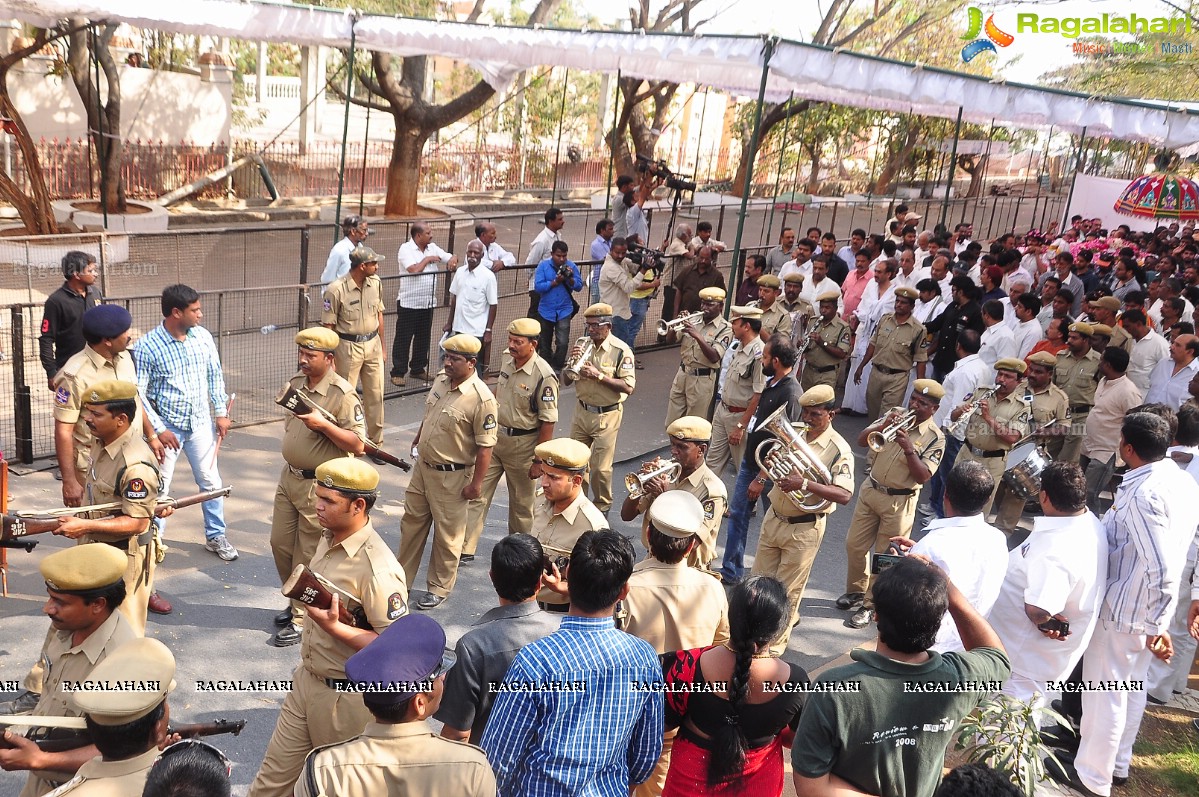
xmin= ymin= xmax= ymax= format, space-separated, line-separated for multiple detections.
xmin=1061 ymin=126 xmax=1087 ymax=230
xmin=972 ymin=118 xmax=995 ymax=228
xmin=604 ymin=69 xmax=621 ymax=216
xmin=765 ymin=92 xmax=795 ymax=237
xmin=727 ymin=37 xmax=775 ymax=316
xmin=1037 ymin=126 xmax=1055 ymax=231
xmin=939 ymin=106 xmax=963 ymax=230
xmin=358 ymin=54 xmax=373 ymax=214
xmin=334 ymin=26 xmax=356 ymax=245
xmin=550 ymin=68 xmax=569 ymax=206
xmin=695 ymin=87 xmax=710 ymax=185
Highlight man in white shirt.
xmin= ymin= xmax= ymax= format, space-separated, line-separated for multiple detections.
xmin=1145 ymin=334 xmax=1199 ymax=408
xmin=979 ymin=300 xmax=1017 ymax=371
xmin=999 ymin=276 xmax=1032 ymax=332
xmin=895 ymin=460 xmax=1008 ymax=652
xmin=929 ymin=255 xmax=953 ymax=302
xmin=445 ymin=240 xmax=498 ymax=377
xmin=393 ymin=222 xmax=456 ymax=383
xmin=892 ymin=248 xmax=923 ymax=292
xmin=525 ymin=207 xmax=565 ymax=317
xmin=1124 ymin=309 xmax=1170 ymax=392
xmin=914 ymin=231 xmax=933 ymax=268
xmin=321 ymin=214 xmax=369 ymax=285
xmin=688 ymin=220 xmax=726 ymax=254
xmin=473 ymin=221 xmax=516 ymax=273
xmin=798 ymin=255 xmax=841 ymax=310
xmin=925 ymin=331 xmax=991 ymax=518
xmin=778 ymin=237 xmax=816 ymax=282
xmin=913 ymin=278 xmax=947 ymax=326
xmin=1079 ymin=348 xmax=1142 ymax=514
xmin=1012 ymin=294 xmax=1045 ymax=359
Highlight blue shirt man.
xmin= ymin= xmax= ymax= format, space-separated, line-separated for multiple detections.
xmin=533 ymin=242 xmax=583 ymax=370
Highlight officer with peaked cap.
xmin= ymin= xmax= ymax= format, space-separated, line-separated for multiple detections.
xmin=755 ymin=274 xmax=790 ymax=340
xmin=398 ymin=334 xmax=498 ymax=611
xmin=269 ymin=326 xmax=367 ymax=647
xmin=856 ymin=285 xmax=929 ymax=421
xmin=665 ymin=287 xmax=732 ymax=425
xmin=707 ymin=305 xmax=765 ymax=479
xmin=952 ymin=357 xmax=1032 ymax=513
xmin=801 ymin=290 xmax=852 ymax=391
xmin=296 ymin=614 xmax=496 ymax=797
xmin=1053 ymin=320 xmax=1101 ymax=463
xmin=323 ymin=244 xmax=386 ymax=447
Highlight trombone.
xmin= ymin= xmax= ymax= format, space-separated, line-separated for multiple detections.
xmin=866 ymin=407 xmax=918 ymax=452
xmin=657 ymin=311 xmax=703 ymax=336
xmin=624 ymin=457 xmax=683 ymax=499
xmin=563 ymin=336 xmax=594 ymax=378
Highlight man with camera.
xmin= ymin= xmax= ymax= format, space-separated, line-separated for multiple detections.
xmin=600 ymin=237 xmax=660 ymax=347
xmin=533 ymin=241 xmax=582 ymax=370
xmin=665 ymin=286 xmax=731 ymax=425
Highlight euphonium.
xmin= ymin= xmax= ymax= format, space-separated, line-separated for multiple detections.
xmin=866 ymin=407 xmax=918 ymax=452
xmin=947 ymin=385 xmax=998 ymax=440
xmin=752 ymin=405 xmax=833 ymax=513
xmin=563 ymin=336 xmax=594 ymax=378
xmin=624 ymin=457 xmax=683 ymax=499
xmin=656 ymin=311 xmax=704 ymax=336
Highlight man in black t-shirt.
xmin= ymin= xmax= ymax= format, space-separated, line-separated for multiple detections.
xmin=39 ymin=250 xmax=101 ymax=390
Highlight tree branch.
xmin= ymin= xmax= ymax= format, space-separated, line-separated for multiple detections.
xmin=465 ymin=0 xmax=487 ymax=23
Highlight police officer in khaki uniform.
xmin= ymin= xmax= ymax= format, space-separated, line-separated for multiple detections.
xmin=53 ymin=380 xmax=161 ymax=637
xmin=617 ymin=491 xmax=730 ymax=797
xmin=565 ymin=304 xmax=636 ymax=513
xmin=665 ymin=287 xmax=732 ymax=425
xmin=270 ymin=327 xmax=367 ymax=647
xmin=1091 ymin=296 xmax=1133 ymax=353
xmin=323 ymin=245 xmax=386 ymax=447
xmin=755 ymin=275 xmax=791 ymax=341
xmin=854 ymin=286 xmax=928 ymax=421
xmin=0 ymin=546 xmax=136 ymax=797
xmin=750 ymin=385 xmax=855 ymax=655
xmin=462 ymin=318 xmax=558 ymax=560
xmin=841 ymin=379 xmax=947 ymax=630
xmin=992 ymin=350 xmax=1071 ymax=534
xmin=1053 ymin=321 xmax=1102 ymax=463
xmin=780 ymin=272 xmax=815 ymax=318
xmin=249 ymin=459 xmax=409 ymax=797
xmin=296 ymin=614 xmax=496 ymax=797
xmin=951 ymin=357 xmax=1032 ymax=514
xmin=528 ymin=438 xmax=608 ymax=612
xmin=41 ymin=638 xmax=176 ymax=797
xmin=707 ymin=306 xmax=764 ymax=478
xmin=398 ymin=334 xmax=498 ymax=610
xmin=621 ymin=417 xmax=727 ymax=570
xmin=800 ymin=290 xmax=852 ymax=391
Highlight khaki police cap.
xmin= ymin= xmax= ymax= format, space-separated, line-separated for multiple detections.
xmin=508 ymin=318 xmax=541 ymax=338
xmin=350 ymin=245 xmax=383 ymax=266
xmin=799 ymin=384 xmax=836 ymax=406
xmin=757 ymin=275 xmax=781 ymax=289
xmin=1069 ymin=321 xmax=1094 ymax=337
xmin=730 ymin=305 xmax=762 ymax=319
xmin=535 ymin=438 xmax=590 ymax=472
xmin=1027 ymin=351 xmax=1058 ymax=367
xmin=443 ymin=333 xmax=482 ymax=356
xmin=295 ymin=327 xmax=340 ymax=353
xmin=583 ymin=303 xmax=614 ymax=319
xmin=1091 ymin=323 xmax=1114 ymax=338
xmin=894 ymin=286 xmax=918 ymax=301
xmin=1094 ymin=296 xmax=1122 ymax=312
xmin=72 ymin=638 xmax=176 ymax=725
xmin=82 ymin=379 xmax=138 ymax=405
xmin=41 ymin=545 xmax=127 ymax=594
xmin=315 ymin=458 xmax=380 ymax=494
xmin=698 ymin=287 xmax=727 ymax=302
xmin=782 ymin=272 xmax=804 ymax=284
xmin=995 ymin=357 xmax=1028 ymax=375
xmin=911 ymin=379 xmax=945 ymax=400
xmin=647 ymin=491 xmax=703 ymax=539
xmin=817 ymin=290 xmax=841 ymax=303
xmin=667 ymin=416 xmax=712 ymax=442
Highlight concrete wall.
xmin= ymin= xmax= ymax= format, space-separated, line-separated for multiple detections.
xmin=9 ymin=57 xmax=232 ymax=145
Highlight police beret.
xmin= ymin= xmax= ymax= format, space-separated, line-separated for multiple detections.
xmin=73 ymin=638 xmax=176 ymax=725
xmin=1027 ymin=351 xmax=1058 ymax=367
xmin=41 ymin=544 xmax=127 ymax=594
xmin=346 ymin=614 xmax=447 ymax=707
xmin=508 ymin=318 xmax=541 ymax=338
xmin=350 ymin=245 xmax=383 ymax=266
xmin=666 ymin=416 xmax=712 ymax=442
xmin=535 ymin=438 xmax=590 ymax=472
xmin=583 ymin=303 xmax=613 ymax=319
xmin=648 ymin=491 xmax=703 ymax=539
xmin=1094 ymin=296 xmax=1122 ymax=312
xmin=756 ymin=275 xmax=781 ymax=289
xmin=315 ymin=458 xmax=380 ymax=494
xmin=894 ymin=287 xmax=918 ymax=301
xmin=782 ymin=273 xmax=804 ymax=284
xmin=911 ymin=379 xmax=944 ymax=400
xmin=698 ymin=287 xmax=726 ymax=302
xmin=994 ymin=357 xmax=1028 ymax=375
xmin=1090 ymin=323 xmax=1114 ymax=338
xmin=799 ymin=384 xmax=836 ymax=406
xmin=1069 ymin=321 xmax=1094 ymax=337
xmin=81 ymin=304 xmax=131 ymax=339
xmin=816 ymin=290 xmax=841 ymax=303
xmin=730 ymin=305 xmax=762 ymax=319
xmin=442 ymin=334 xmax=481 ymax=356
xmin=295 ymin=327 xmax=340 ymax=353
xmin=82 ymin=379 xmax=138 ymax=404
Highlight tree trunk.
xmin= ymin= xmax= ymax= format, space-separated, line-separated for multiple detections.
xmin=870 ymin=124 xmax=922 ymax=195
xmin=68 ymin=22 xmax=126 ymax=215
xmin=729 ymin=100 xmax=812 ymax=198
xmin=805 ymin=143 xmax=821 ymax=193
xmin=384 ymin=121 xmax=429 ymax=217
xmin=962 ymin=154 xmax=989 ymax=198
xmin=0 ymin=89 xmax=58 ymax=234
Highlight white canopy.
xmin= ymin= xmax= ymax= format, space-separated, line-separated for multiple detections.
xmin=7 ymin=0 xmax=1199 ymax=146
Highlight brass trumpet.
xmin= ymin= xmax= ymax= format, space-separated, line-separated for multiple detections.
xmin=657 ymin=311 xmax=704 ymax=336
xmin=947 ymin=385 xmax=998 ymax=440
xmin=563 ymin=336 xmax=594 ymax=378
xmin=752 ymin=405 xmax=833 ymax=512
xmin=624 ymin=457 xmax=683 ymax=499
xmin=866 ymin=407 xmax=918 ymax=452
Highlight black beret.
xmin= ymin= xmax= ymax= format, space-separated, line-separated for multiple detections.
xmin=81 ymin=304 xmax=132 ymax=338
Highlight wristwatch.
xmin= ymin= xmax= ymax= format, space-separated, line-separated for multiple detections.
xmin=735 ymin=422 xmax=745 ymax=430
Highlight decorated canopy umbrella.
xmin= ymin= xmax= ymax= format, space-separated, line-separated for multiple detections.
xmin=1113 ymin=173 xmax=1199 ymax=221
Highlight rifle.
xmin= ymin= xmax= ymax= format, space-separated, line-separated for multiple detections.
xmin=1 ymin=487 xmax=234 ymax=544
xmin=282 ymin=564 xmax=373 ymax=629
xmin=1 ymin=718 xmax=246 ymax=753
xmin=276 ymin=384 xmax=411 ymax=472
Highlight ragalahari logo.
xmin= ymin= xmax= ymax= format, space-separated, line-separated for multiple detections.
xmin=960 ymin=7 xmax=1014 ymax=62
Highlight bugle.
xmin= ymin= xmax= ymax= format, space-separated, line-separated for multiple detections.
xmin=624 ymin=457 xmax=683 ymax=499
xmin=866 ymin=408 xmax=918 ymax=452
xmin=656 ymin=312 xmax=703 ymax=336
xmin=282 ymin=564 xmax=373 ymax=629
xmin=752 ymin=405 xmax=833 ymax=513
xmin=947 ymin=385 xmax=998 ymax=440
xmin=563 ymin=336 xmax=594 ymax=378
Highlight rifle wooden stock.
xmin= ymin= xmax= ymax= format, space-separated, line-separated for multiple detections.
xmin=277 ymin=383 xmax=411 ymax=471
xmin=282 ymin=565 xmax=370 ymax=628
xmin=7 ymin=718 xmax=247 ymax=753
xmin=1 ymin=487 xmax=233 ymax=542
xmin=361 ymin=440 xmax=412 ymax=472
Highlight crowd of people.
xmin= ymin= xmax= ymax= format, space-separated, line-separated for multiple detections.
xmin=1 ymin=199 xmax=1197 ymax=797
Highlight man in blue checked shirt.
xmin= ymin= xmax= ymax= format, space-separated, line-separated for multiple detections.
xmin=534 ymin=241 xmax=582 ymax=371
xmin=135 ymin=285 xmax=237 ymax=595
xmin=481 ymin=529 xmax=664 ymax=796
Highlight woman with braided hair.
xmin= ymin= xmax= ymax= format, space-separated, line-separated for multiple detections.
xmin=659 ymin=576 xmax=809 ymax=795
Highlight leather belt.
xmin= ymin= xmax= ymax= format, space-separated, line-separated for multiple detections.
xmin=874 ymin=365 xmax=907 ymax=375
xmin=969 ymin=446 xmax=1006 ymax=458
xmin=722 ymin=402 xmax=748 ymax=414
xmin=336 ymin=330 xmax=378 ymax=343
xmin=538 ymin=601 xmax=570 ymax=613
xmin=681 ymin=365 xmax=716 ymax=377
xmin=579 ymin=400 xmax=620 ymax=414
xmin=777 ymin=513 xmax=818 ymax=525
xmin=869 ymin=477 xmax=915 ymax=496
xmin=287 ymin=465 xmax=317 ymax=479
xmin=99 ymin=529 xmax=154 ymax=549
xmin=811 ymin=364 xmax=837 ymax=373
xmin=424 ymin=461 xmax=469 ymax=472
xmin=501 ymin=426 xmax=538 ymax=437
xmin=1070 ymin=404 xmax=1092 ymax=414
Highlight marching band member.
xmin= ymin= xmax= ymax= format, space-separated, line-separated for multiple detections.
xmin=664 ymin=288 xmax=731 ymax=426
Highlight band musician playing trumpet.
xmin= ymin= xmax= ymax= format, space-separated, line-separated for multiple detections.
xmin=664 ymin=287 xmax=732 ymax=426
xmin=951 ymin=358 xmax=1032 ymax=514
xmin=839 ymin=380 xmax=947 ymax=630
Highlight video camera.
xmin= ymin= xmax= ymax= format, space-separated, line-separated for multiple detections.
xmin=635 ymin=154 xmax=697 ymax=193
xmin=626 ymin=243 xmax=665 ymax=270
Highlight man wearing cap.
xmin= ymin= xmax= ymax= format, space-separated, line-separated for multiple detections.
xmin=565 ymin=304 xmax=636 ymax=513
xmin=0 ymin=545 xmax=137 ymax=797
xmin=398 ymin=335 xmax=497 ymax=611
xmin=296 ymin=614 xmax=496 ymax=797
xmin=621 ymin=417 xmax=728 ymax=570
xmin=462 ymin=319 xmax=559 ymax=560
xmin=841 ymin=380 xmax=945 ymax=630
xmin=321 ymin=214 xmax=370 ymax=286
xmin=854 ymin=286 xmax=928 ymax=422
xmin=707 ymin=306 xmax=764 ymax=478
xmin=53 ymin=304 xmax=161 ymax=509
xmin=800 ymin=292 xmax=851 ymax=392
xmin=528 ymin=437 xmax=608 ymax=612
xmin=39 ymin=251 xmax=101 ymax=392
xmin=753 ymin=384 xmax=854 ymax=651
xmin=672 ymin=245 xmax=725 ymax=315
xmin=269 ymin=327 xmax=366 ymax=647
xmin=1092 ymin=296 xmax=1133 ymax=354
xmin=665 ymin=288 xmax=731 ymax=425
xmin=1053 ymin=322 xmax=1102 ymax=463
xmin=323 ymin=244 xmax=386 ymax=448
xmin=52 ymin=380 xmax=161 ymax=636
xmin=756 ymin=274 xmax=791 ymax=341
xmin=249 ymin=458 xmax=409 ymax=797
xmin=779 ymin=272 xmax=814 ymax=320
xmin=445 ymin=239 xmax=499 ymax=377
xmin=950 ymin=358 xmax=1032 ymax=513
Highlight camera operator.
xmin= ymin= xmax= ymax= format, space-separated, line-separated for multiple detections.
xmin=534 ymin=241 xmax=583 ymax=370
xmin=624 ymin=166 xmax=661 ymax=247
xmin=601 ymin=237 xmax=661 ymax=347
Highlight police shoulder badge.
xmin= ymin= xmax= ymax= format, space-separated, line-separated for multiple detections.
xmin=387 ymin=593 xmax=405 ymax=620
xmin=541 ymin=385 xmax=556 ymax=403
xmin=124 ymin=478 xmax=149 ymax=500
xmin=323 ymin=298 xmax=332 ymax=312
xmin=54 ymin=386 xmax=70 ymax=406
xmin=702 ymin=499 xmax=715 ymax=522
xmin=483 ymin=413 xmax=497 ymax=430
xmin=354 ymin=404 xmax=364 ymax=423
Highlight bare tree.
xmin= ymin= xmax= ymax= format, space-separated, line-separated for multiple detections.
xmin=67 ymin=21 xmax=126 ymax=214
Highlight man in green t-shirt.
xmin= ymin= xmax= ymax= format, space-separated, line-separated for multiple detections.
xmin=791 ymin=557 xmax=1011 ymax=797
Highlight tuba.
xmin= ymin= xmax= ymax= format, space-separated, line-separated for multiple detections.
xmin=753 ymin=405 xmax=833 ymax=512
xmin=948 ymin=385 xmax=999 ymax=440
xmin=866 ymin=407 xmax=918 ymax=452
xmin=656 ymin=311 xmax=704 ymax=336
xmin=563 ymin=336 xmax=594 ymax=378
xmin=624 ymin=457 xmax=683 ymax=499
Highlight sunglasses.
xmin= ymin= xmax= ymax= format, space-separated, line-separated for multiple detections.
xmin=158 ymin=738 xmax=233 ymax=778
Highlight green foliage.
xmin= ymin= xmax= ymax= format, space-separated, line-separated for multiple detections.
xmin=954 ymin=694 xmax=1071 ymax=797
